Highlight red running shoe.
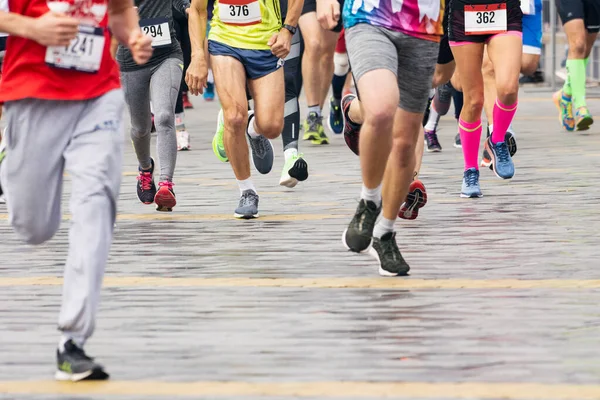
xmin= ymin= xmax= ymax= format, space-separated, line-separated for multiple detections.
xmin=341 ymin=93 xmax=361 ymax=155
xmin=183 ymin=92 xmax=194 ymax=109
xmin=398 ymin=179 xmax=427 ymax=220
xmin=155 ymin=181 xmax=176 ymax=212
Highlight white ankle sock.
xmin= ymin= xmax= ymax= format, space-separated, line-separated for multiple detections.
xmin=424 ymin=106 xmax=440 ymax=131
xmin=237 ymin=178 xmax=256 ymax=195
xmin=284 ymin=148 xmax=297 ymax=160
xmin=373 ymin=217 xmax=395 ymax=239
xmin=247 ymin=115 xmax=260 ymax=139
xmin=360 ymin=184 xmax=382 ymax=205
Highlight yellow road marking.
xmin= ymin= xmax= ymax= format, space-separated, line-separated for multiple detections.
xmin=0 ymin=213 xmax=346 ymax=222
xmin=0 ymin=381 xmax=599 ymax=399
xmin=2 ymin=276 xmax=600 ymax=289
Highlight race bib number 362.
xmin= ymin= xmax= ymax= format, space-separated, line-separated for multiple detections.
xmin=219 ymin=0 xmax=262 ymax=26
xmin=464 ymin=3 xmax=507 ymax=35
xmin=45 ymin=25 xmax=105 ymax=73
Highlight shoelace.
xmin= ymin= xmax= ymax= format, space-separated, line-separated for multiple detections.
xmin=425 ymin=132 xmax=440 ymax=148
xmin=251 ymin=135 xmax=269 ymax=156
xmin=158 ymin=181 xmax=174 ymax=190
xmin=308 ymin=114 xmax=320 ymax=132
xmin=137 ymin=172 xmax=153 ymax=191
xmin=380 ymin=234 xmax=400 ymax=262
xmin=465 ymin=170 xmax=479 ymax=187
xmin=241 ymin=191 xmax=258 ymax=207
xmin=493 ymin=141 xmax=510 ymax=164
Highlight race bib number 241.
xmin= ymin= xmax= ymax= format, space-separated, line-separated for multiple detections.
xmin=45 ymin=25 xmax=105 ymax=73
xmin=464 ymin=3 xmax=507 ymax=35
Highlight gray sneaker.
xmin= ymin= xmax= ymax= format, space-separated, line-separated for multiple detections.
xmin=247 ymin=112 xmax=274 ymax=175
xmin=234 ymin=189 xmax=259 ymax=219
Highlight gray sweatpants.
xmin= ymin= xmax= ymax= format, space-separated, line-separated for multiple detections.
xmin=121 ymin=58 xmax=183 ymax=182
xmin=0 ymin=89 xmax=124 ymax=345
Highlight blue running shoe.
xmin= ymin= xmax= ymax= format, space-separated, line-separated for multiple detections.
xmin=461 ymin=168 xmax=482 ymax=198
xmin=485 ymin=137 xmax=515 ymax=179
xmin=203 ymin=82 xmax=215 ymax=102
xmin=328 ymin=96 xmax=343 ymax=134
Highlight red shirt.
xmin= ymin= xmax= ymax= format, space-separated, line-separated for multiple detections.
xmin=0 ymin=0 xmax=120 ymax=102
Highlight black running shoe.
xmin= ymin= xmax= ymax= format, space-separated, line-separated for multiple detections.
xmin=369 ymin=231 xmax=410 ymax=276
xmin=342 ymin=199 xmax=381 ymax=253
xmin=424 ymin=129 xmax=442 ymax=152
xmin=55 ymin=340 xmax=109 ymax=381
xmin=341 ymin=93 xmax=361 ymax=155
xmin=137 ymin=158 xmax=156 ymax=204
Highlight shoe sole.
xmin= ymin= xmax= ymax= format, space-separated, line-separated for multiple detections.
xmin=342 ymin=228 xmax=372 ymax=254
xmin=576 ymin=116 xmax=593 ymax=131
xmin=460 ymin=192 xmax=483 ymax=198
xmin=303 ymin=132 xmax=319 ymax=141
xmin=311 ymin=137 xmax=330 ymax=145
xmin=280 ymin=158 xmax=309 ymax=188
xmin=368 ymin=246 xmax=409 ymax=277
xmin=55 ymin=368 xmax=109 ymax=382
xmin=155 ymin=189 xmax=176 ymax=212
xmin=250 ymin=138 xmax=275 ymax=175
xmin=425 ymin=147 xmax=442 ymax=153
xmin=399 ymin=186 xmax=427 ymax=220
xmin=234 ymin=212 xmax=259 ymax=219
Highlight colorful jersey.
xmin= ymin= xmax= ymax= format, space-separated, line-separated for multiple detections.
xmin=0 ymin=0 xmax=120 ymax=102
xmin=343 ymin=0 xmax=445 ymax=42
xmin=209 ymin=0 xmax=282 ymax=50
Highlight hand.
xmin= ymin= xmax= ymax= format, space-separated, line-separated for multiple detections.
xmin=128 ymin=29 xmax=153 ymax=65
xmin=185 ymin=55 xmax=208 ymax=95
xmin=268 ymin=29 xmax=292 ymax=59
xmin=316 ymin=0 xmax=340 ymax=30
xmin=29 ymin=11 xmax=79 ymax=47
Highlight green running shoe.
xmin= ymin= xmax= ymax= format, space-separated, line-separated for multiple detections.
xmin=279 ymin=152 xmax=308 ymax=188
xmin=212 ymin=109 xmax=228 ymax=162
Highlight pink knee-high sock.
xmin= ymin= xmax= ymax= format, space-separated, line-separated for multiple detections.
xmin=492 ymin=99 xmax=518 ymax=144
xmin=459 ymin=118 xmax=482 ymax=170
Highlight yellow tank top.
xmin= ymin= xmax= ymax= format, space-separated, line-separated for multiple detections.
xmin=209 ymin=0 xmax=282 ymax=50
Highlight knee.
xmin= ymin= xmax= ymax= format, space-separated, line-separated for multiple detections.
xmin=334 ymin=52 xmax=350 ymax=76
xmin=224 ymin=107 xmax=248 ymax=134
xmin=496 ymin=81 xmax=519 ymax=105
xmin=391 ymin=137 xmax=416 ymax=167
xmin=304 ymin=37 xmax=324 ymax=56
xmin=569 ymin=37 xmax=587 ymax=58
xmin=153 ymin=111 xmax=174 ymax=130
xmin=15 ymin=219 xmax=58 ymax=245
xmin=255 ymin=116 xmax=283 ymax=139
xmin=363 ymin=104 xmax=396 ymax=129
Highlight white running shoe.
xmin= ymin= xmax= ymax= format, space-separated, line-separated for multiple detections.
xmin=176 ymin=130 xmax=190 ymax=151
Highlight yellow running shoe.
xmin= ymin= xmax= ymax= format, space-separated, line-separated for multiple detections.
xmin=212 ymin=109 xmax=228 ymax=162
xmin=575 ymin=106 xmax=594 ymax=131
xmin=303 ymin=111 xmax=321 ymax=141
xmin=553 ymin=90 xmax=575 ymax=132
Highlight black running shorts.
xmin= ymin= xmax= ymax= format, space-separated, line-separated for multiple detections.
xmin=556 ymin=0 xmax=600 ymax=33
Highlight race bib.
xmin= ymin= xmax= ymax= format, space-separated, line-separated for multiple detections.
xmin=464 ymin=3 xmax=507 ymax=35
xmin=219 ymin=0 xmax=262 ymax=26
xmin=45 ymin=25 xmax=105 ymax=73
xmin=140 ymin=17 xmax=171 ymax=47
xmin=520 ymin=0 xmax=534 ymax=15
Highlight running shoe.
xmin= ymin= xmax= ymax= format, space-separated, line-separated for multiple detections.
xmin=369 ymin=232 xmax=410 ymax=276
xmin=177 ymin=130 xmax=190 ymax=151
xmin=342 ymin=93 xmax=361 ymax=155
xmin=424 ymin=129 xmax=442 ymax=152
xmin=203 ymin=83 xmax=215 ymax=102
xmin=461 ymin=168 xmax=482 ymax=198
xmin=552 ymin=90 xmax=575 ymax=132
xmin=454 ymin=132 xmax=462 ymax=148
xmin=279 ymin=153 xmax=309 ymax=188
xmin=151 ymin=113 xmax=156 ymax=133
xmin=155 ymin=181 xmax=176 ymax=212
xmin=213 ymin=109 xmax=228 ymax=162
xmin=342 ymin=199 xmax=380 ymax=253
xmin=484 ymin=136 xmax=514 ymax=179
xmin=183 ymin=91 xmax=194 ymax=109
xmin=136 ymin=159 xmax=156 ymax=205
xmin=235 ymin=189 xmax=259 ymax=219
xmin=575 ymin=106 xmax=594 ymax=131
xmin=55 ymin=340 xmax=109 ymax=382
xmin=304 ymin=112 xmax=329 ymax=145
xmin=398 ymin=179 xmax=427 ymax=220
xmin=481 ymin=128 xmax=517 ymax=169
xmin=247 ymin=111 xmax=275 ymax=174
xmin=328 ymin=96 xmax=343 ymax=134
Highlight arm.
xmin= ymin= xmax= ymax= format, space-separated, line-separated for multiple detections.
xmin=268 ymin=0 xmax=304 ymax=58
xmin=108 ymin=0 xmax=153 ymax=65
xmin=283 ymin=0 xmax=303 ymax=28
xmin=0 ymin=10 xmax=79 ymax=46
xmin=185 ymin=0 xmax=209 ymax=95
xmin=316 ymin=0 xmax=340 ymax=30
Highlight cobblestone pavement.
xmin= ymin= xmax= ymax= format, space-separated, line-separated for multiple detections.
xmin=1 ymin=89 xmax=600 ymax=399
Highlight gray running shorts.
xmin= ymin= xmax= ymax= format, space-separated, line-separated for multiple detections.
xmin=345 ymin=23 xmax=439 ymax=113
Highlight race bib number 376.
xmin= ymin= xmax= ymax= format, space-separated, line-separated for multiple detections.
xmin=45 ymin=25 xmax=105 ymax=73
xmin=464 ymin=3 xmax=507 ymax=35
xmin=219 ymin=0 xmax=262 ymax=26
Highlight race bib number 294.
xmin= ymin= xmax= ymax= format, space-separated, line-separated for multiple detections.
xmin=464 ymin=3 xmax=507 ymax=35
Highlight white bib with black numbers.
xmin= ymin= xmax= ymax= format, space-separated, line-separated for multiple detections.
xmin=464 ymin=3 xmax=507 ymax=35
xmin=219 ymin=0 xmax=262 ymax=26
xmin=140 ymin=17 xmax=172 ymax=47
xmin=45 ymin=25 xmax=105 ymax=73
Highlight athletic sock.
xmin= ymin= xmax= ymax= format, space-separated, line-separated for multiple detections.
xmin=331 ymin=73 xmax=347 ymax=101
xmin=282 ymin=97 xmax=300 ymax=151
xmin=567 ymin=59 xmax=587 ymax=109
xmin=488 ymin=124 xmax=493 ymax=137
xmin=308 ymin=104 xmax=321 ymax=117
xmin=247 ymin=115 xmax=260 ymax=139
xmin=237 ymin=178 xmax=256 ymax=195
xmin=361 ymin=184 xmax=382 ymax=205
xmin=459 ymin=118 xmax=482 ymax=170
xmin=284 ymin=147 xmax=298 ymax=161
xmin=373 ymin=217 xmax=395 ymax=239
xmin=492 ymin=99 xmax=518 ymax=144
xmin=424 ymin=104 xmax=441 ymax=131
xmin=207 ymin=69 xmax=214 ymax=84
